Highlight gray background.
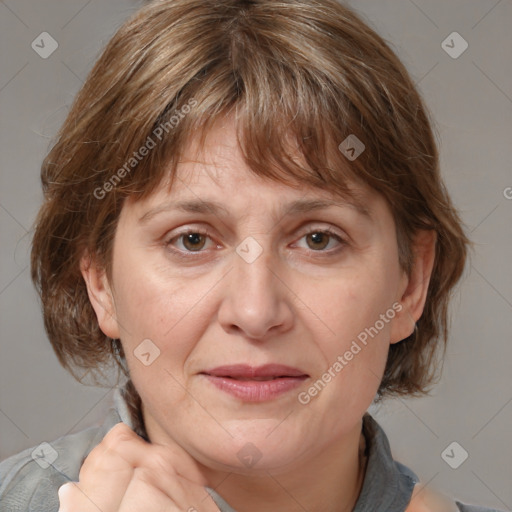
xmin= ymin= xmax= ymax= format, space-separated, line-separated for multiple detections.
xmin=0 ymin=0 xmax=511 ymax=509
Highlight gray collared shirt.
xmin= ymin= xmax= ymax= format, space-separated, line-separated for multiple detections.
xmin=0 ymin=386 xmax=501 ymax=511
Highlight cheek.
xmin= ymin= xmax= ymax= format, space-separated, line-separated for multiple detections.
xmin=113 ymin=271 xmax=208 ymax=413
xmin=303 ymin=257 xmax=400 ymax=402
xmin=316 ymin=265 xmax=400 ymax=347
xmin=112 ymin=252 xmax=203 ymax=340
xmin=108 ymin=265 xmax=191 ymax=389
xmin=299 ymin=289 xmax=393 ymax=432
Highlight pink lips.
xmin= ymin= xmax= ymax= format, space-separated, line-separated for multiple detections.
xmin=201 ymin=364 xmax=309 ymax=402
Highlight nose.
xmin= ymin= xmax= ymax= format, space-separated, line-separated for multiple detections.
xmin=217 ymin=241 xmax=294 ymax=340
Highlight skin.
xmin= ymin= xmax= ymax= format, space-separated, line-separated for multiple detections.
xmin=72 ymin=117 xmax=437 ymax=512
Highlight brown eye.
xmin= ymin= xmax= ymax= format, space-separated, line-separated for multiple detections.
xmin=306 ymin=232 xmax=331 ymax=250
xmin=181 ymin=233 xmax=207 ymax=251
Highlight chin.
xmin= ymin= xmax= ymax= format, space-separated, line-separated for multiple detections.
xmin=198 ymin=446 xmax=304 ymax=476
xmin=186 ymin=423 xmax=309 ymax=474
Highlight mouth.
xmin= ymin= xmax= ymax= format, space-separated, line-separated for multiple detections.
xmin=200 ymin=364 xmax=309 ymax=402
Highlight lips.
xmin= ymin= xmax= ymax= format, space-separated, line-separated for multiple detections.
xmin=201 ymin=364 xmax=309 ymax=402
xmin=203 ymin=364 xmax=307 ymax=379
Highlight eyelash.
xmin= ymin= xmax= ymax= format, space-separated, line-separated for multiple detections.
xmin=164 ymin=227 xmax=346 ymax=259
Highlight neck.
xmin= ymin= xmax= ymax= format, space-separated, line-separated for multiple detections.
xmin=202 ymin=420 xmax=367 ymax=512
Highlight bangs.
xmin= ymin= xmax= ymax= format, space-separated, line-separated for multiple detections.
xmin=110 ymin=58 xmax=363 ymax=208
xmin=80 ymin=0 xmax=409 ymax=211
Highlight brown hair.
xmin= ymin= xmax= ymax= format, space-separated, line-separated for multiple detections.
xmin=31 ymin=0 xmax=469 ymax=400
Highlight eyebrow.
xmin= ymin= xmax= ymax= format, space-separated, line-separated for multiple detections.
xmin=138 ymin=197 xmax=371 ymax=224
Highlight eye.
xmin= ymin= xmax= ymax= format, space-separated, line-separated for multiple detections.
xmin=295 ymin=229 xmax=345 ymax=252
xmin=165 ymin=227 xmax=345 ymax=257
xmin=167 ymin=230 xmax=216 ymax=252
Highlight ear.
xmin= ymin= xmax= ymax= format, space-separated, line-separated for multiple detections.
xmin=80 ymin=252 xmax=120 ymax=339
xmin=390 ymin=230 xmax=437 ymax=344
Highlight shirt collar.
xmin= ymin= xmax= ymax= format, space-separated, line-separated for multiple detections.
xmin=354 ymin=413 xmax=419 ymax=511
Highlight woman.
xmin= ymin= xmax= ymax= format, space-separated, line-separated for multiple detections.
xmin=0 ymin=1 xmax=501 ymax=510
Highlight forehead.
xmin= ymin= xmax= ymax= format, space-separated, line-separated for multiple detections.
xmin=147 ymin=118 xmax=371 ymax=208
xmin=123 ymin=115 xmax=391 ymax=227
xmin=135 ymin=163 xmax=374 ymax=229
xmin=129 ymin=168 xmax=385 ymax=239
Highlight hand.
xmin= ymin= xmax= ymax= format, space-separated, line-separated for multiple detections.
xmin=58 ymin=422 xmax=221 ymax=512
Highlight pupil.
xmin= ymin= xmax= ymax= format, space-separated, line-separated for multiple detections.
xmin=184 ymin=233 xmax=205 ymax=251
xmin=308 ymin=232 xmax=328 ymax=250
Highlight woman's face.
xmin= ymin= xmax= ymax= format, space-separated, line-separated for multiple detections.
xmin=87 ymin=118 xmax=417 ymax=474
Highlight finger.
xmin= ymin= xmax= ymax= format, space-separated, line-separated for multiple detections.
xmin=119 ymin=471 xmax=220 ymax=512
xmin=78 ymin=423 xmax=209 ymax=509
xmin=118 ymin=469 xmax=187 ymax=511
xmin=58 ymin=481 xmax=109 ymax=512
xmin=76 ymin=424 xmax=141 ymax=510
xmin=84 ymin=423 xmax=207 ymax=486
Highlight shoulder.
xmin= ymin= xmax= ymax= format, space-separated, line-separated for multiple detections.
xmin=0 ymin=408 xmax=121 ymax=512
xmin=455 ymin=502 xmax=505 ymax=512
xmin=405 ymin=482 xmax=505 ymax=512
